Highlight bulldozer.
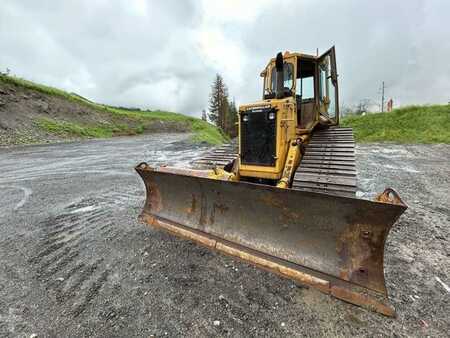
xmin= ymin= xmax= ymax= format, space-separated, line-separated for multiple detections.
xmin=135 ymin=47 xmax=407 ymax=316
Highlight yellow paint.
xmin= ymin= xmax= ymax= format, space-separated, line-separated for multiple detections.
xmin=207 ymin=48 xmax=339 ymax=186
xmin=207 ymin=167 xmax=238 ymax=181
xmin=238 ymin=97 xmax=298 ymax=180
xmin=276 ymin=140 xmax=303 ymax=188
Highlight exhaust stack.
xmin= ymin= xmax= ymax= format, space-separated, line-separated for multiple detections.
xmin=275 ymin=52 xmax=284 ymax=99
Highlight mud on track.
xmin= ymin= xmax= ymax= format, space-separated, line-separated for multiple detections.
xmin=0 ymin=136 xmax=449 ymax=337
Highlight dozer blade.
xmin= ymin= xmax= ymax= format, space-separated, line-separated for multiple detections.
xmin=135 ymin=163 xmax=407 ymax=316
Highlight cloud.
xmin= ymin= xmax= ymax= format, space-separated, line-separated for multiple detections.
xmin=234 ymin=0 xmax=450 ymax=109
xmin=1 ymin=0 xmax=449 ymax=116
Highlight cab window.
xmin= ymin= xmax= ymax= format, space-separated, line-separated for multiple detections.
xmin=283 ymin=62 xmax=294 ymax=89
xmin=318 ymin=55 xmax=337 ymax=119
xmin=270 ymin=62 xmax=294 ymax=91
xmin=296 ymin=76 xmax=314 ymax=100
xmin=270 ymin=66 xmax=276 ymax=92
xmin=296 ymin=58 xmax=316 ymax=101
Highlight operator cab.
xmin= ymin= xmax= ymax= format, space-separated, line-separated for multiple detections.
xmin=260 ymin=47 xmax=339 ymax=129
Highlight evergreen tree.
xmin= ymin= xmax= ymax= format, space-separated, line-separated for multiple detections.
xmin=225 ymin=98 xmax=238 ymax=138
xmin=208 ymin=74 xmax=238 ymax=137
xmin=208 ymin=74 xmax=228 ymax=130
xmin=201 ymin=109 xmax=207 ymax=121
xmin=220 ymin=98 xmax=229 ymax=133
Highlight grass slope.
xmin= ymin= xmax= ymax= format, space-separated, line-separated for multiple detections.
xmin=35 ymin=117 xmax=134 ymax=138
xmin=341 ymin=105 xmax=450 ymax=143
xmin=0 ymin=74 xmax=226 ymax=144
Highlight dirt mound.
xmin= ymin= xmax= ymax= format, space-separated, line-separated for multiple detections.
xmin=0 ymin=80 xmax=190 ymax=146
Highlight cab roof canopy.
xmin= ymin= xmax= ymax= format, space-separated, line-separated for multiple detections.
xmin=260 ymin=51 xmax=318 ymax=77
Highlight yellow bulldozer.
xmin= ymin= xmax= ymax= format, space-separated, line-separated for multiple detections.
xmin=135 ymin=47 xmax=407 ymax=316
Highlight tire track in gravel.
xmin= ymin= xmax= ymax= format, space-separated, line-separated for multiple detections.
xmin=71 ymin=268 xmax=110 ymax=317
xmin=28 ymin=190 xmax=141 ymax=316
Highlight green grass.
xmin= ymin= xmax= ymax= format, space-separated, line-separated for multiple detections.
xmin=341 ymin=105 xmax=450 ymax=143
xmin=190 ymin=118 xmax=229 ymax=145
xmin=34 ymin=116 xmax=226 ymax=144
xmin=35 ymin=117 xmax=138 ymax=138
xmin=0 ymin=73 xmax=93 ymax=106
xmin=0 ymin=73 xmax=227 ymax=144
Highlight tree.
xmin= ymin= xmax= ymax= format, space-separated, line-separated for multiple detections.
xmin=208 ymin=74 xmax=228 ymax=130
xmin=225 ymin=98 xmax=238 ymax=138
xmin=208 ymin=74 xmax=238 ymax=137
xmin=201 ymin=109 xmax=207 ymax=121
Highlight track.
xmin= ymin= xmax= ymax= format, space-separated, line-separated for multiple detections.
xmin=192 ymin=140 xmax=238 ymax=168
xmin=192 ymin=128 xmax=356 ymax=197
xmin=293 ymin=127 xmax=357 ymax=197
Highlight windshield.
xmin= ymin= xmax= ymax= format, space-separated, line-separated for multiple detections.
xmin=270 ymin=62 xmax=294 ymax=92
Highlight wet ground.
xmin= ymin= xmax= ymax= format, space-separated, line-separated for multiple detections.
xmin=0 ymin=135 xmax=448 ymax=337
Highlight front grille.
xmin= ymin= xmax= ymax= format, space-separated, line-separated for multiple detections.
xmin=240 ymin=107 xmax=276 ymax=166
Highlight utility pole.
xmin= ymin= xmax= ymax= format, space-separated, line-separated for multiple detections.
xmin=378 ymin=81 xmax=388 ymax=112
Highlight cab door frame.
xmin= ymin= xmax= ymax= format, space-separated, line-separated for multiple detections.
xmin=317 ymin=46 xmax=339 ymax=126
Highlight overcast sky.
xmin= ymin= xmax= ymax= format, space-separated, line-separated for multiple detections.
xmin=1 ymin=0 xmax=449 ymax=116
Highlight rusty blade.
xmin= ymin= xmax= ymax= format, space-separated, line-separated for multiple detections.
xmin=135 ymin=164 xmax=407 ymax=314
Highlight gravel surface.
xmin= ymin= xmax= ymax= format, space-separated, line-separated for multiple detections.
xmin=0 ymin=136 xmax=448 ymax=337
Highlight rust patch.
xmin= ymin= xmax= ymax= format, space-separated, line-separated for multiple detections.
xmin=184 ymin=194 xmax=197 ymax=215
xmin=337 ymin=221 xmax=387 ymax=294
xmin=331 ymin=286 xmax=396 ymax=317
xmin=146 ymin=180 xmax=162 ymax=213
xmin=260 ymin=194 xmax=303 ymax=224
xmin=139 ymin=213 xmax=157 ymax=226
xmin=153 ymin=218 xmax=216 ymax=248
xmin=375 ymin=188 xmax=406 ymax=207
xmin=216 ymin=242 xmax=330 ymax=293
xmin=156 ymin=166 xmax=211 ymax=178
xmin=199 ymin=192 xmax=208 ymax=228
xmin=214 ymin=203 xmax=229 ymax=214
xmin=260 ymin=193 xmax=284 ymax=208
xmin=209 ymin=202 xmax=229 ymax=225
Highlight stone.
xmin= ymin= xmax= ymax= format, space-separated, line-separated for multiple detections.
xmin=36 ymin=101 xmax=49 ymax=112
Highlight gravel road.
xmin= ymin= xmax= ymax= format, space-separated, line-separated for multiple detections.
xmin=0 ymin=135 xmax=448 ymax=337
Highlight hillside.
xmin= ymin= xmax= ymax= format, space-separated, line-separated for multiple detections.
xmin=341 ymin=105 xmax=450 ymax=143
xmin=0 ymin=74 xmax=226 ymax=146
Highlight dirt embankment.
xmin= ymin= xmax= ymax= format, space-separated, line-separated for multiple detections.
xmin=0 ymin=81 xmax=190 ymax=146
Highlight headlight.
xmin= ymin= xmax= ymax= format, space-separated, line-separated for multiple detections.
xmin=268 ymin=112 xmax=276 ymax=120
xmin=242 ymin=114 xmax=249 ymax=122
